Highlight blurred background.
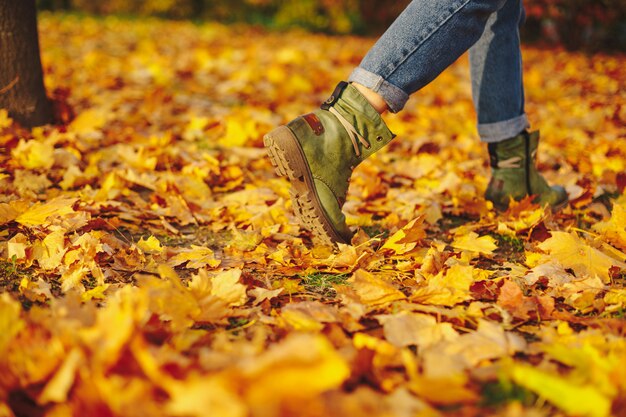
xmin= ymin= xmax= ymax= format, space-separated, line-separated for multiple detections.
xmin=37 ymin=0 xmax=626 ymax=51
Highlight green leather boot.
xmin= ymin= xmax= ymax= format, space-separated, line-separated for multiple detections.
xmin=485 ymin=130 xmax=568 ymax=211
xmin=264 ymin=82 xmax=394 ymax=245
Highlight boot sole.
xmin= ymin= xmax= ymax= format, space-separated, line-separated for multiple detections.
xmin=263 ymin=125 xmax=349 ymax=245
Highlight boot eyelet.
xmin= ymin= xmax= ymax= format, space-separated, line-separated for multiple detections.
xmin=376 ymin=136 xmax=383 ymax=142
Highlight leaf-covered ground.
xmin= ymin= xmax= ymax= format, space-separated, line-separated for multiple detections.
xmin=1 ymin=14 xmax=625 ymax=417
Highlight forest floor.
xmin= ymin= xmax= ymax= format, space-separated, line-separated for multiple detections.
xmin=1 ymin=13 xmax=625 ymax=417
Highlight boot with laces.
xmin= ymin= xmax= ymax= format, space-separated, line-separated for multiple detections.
xmin=485 ymin=130 xmax=568 ymax=211
xmin=264 ymin=82 xmax=394 ymax=245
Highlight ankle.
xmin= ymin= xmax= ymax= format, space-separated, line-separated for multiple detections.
xmin=352 ymin=83 xmax=388 ymax=114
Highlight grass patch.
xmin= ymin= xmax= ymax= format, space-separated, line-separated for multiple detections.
xmin=494 ymin=234 xmax=525 ymax=253
xmin=481 ymin=380 xmax=536 ymax=408
xmin=0 ymin=257 xmax=31 ymax=293
xmin=301 ymin=272 xmax=349 ymax=298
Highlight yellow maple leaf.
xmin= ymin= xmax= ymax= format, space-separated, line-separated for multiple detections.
xmin=70 ymin=108 xmax=108 ymax=135
xmin=60 ymin=265 xmax=88 ymax=293
xmin=220 ymin=114 xmax=257 ymax=147
xmin=347 ymin=269 xmax=406 ymax=306
xmin=38 ymin=348 xmax=83 ymax=404
xmin=137 ymin=235 xmax=164 ymax=254
xmin=0 ymin=200 xmax=29 ymax=225
xmin=592 ymin=199 xmax=626 ymax=250
xmin=451 ymin=231 xmax=498 ymax=255
xmin=33 ymin=229 xmax=67 ymax=270
xmin=166 ymin=376 xmax=245 ymax=417
xmin=280 ymin=309 xmax=325 ymax=332
xmin=538 ymin=231 xmax=626 ymax=283
xmin=380 ymin=215 xmax=426 ymax=255
xmin=81 ymin=284 xmax=110 ymax=302
xmin=0 ymin=293 xmax=24 ymax=354
xmin=0 ymin=109 xmax=12 ymax=128
xmin=15 ymin=197 xmax=77 ymax=227
xmin=210 ymin=269 xmax=247 ymax=307
xmin=412 ymin=264 xmax=474 ymax=306
xmin=170 ymin=245 xmax=221 ymax=269
xmin=19 ymin=277 xmax=52 ymax=303
xmin=11 ymin=139 xmax=55 ymax=170
xmin=409 ymin=373 xmax=477 ymax=405
xmin=243 ymin=333 xmax=350 ymax=404
xmin=7 ymin=232 xmax=29 ymax=260
xmin=510 ymin=363 xmax=611 ymax=417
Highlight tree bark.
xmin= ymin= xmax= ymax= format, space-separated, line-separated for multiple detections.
xmin=0 ymin=0 xmax=54 ymax=127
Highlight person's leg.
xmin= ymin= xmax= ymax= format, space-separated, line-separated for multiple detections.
xmin=469 ymin=0 xmax=527 ymax=142
xmin=349 ymin=0 xmax=508 ymax=113
xmin=468 ymin=0 xmax=567 ymax=210
xmin=266 ymin=0 xmax=517 ymax=245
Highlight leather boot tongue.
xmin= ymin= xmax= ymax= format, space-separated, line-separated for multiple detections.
xmin=332 ymin=84 xmax=394 ymax=151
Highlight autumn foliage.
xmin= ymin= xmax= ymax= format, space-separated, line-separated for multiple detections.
xmin=37 ymin=0 xmax=626 ymax=49
xmin=1 ymin=13 xmax=626 ymax=417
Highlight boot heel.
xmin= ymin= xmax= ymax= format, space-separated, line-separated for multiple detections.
xmin=263 ymin=126 xmax=307 ymax=181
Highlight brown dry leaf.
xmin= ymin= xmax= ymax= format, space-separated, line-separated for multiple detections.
xmin=376 ymin=311 xmax=458 ymax=349
xmin=497 ymin=279 xmax=536 ymax=320
xmin=249 ymin=286 xmax=283 ymax=305
xmin=421 ymin=320 xmax=526 ymax=378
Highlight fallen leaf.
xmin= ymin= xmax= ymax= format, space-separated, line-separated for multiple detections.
xmin=510 ymin=363 xmax=612 ymax=417
xmin=380 ymin=215 xmax=426 ymax=254
xmin=538 ymin=231 xmax=626 ymax=283
xmin=15 ymin=197 xmax=77 ymax=226
xmin=451 ymin=232 xmax=498 ymax=255
xmin=346 ymin=269 xmax=406 ymax=306
xmin=170 ymin=245 xmax=221 ymax=269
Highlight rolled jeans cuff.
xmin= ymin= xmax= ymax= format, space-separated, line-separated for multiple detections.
xmin=477 ymin=114 xmax=529 ymax=143
xmin=348 ymin=67 xmax=409 ymax=113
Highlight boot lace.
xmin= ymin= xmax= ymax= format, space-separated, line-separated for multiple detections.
xmin=328 ymin=107 xmax=370 ymax=157
xmin=497 ymin=156 xmax=522 ymax=169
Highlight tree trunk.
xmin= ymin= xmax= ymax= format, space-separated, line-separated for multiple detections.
xmin=0 ymin=0 xmax=54 ymax=127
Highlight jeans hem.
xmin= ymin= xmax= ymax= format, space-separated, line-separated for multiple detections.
xmin=348 ymin=67 xmax=409 ymax=113
xmin=478 ymin=114 xmax=529 ymax=142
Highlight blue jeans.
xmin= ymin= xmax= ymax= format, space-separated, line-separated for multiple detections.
xmin=348 ymin=0 xmax=529 ymax=143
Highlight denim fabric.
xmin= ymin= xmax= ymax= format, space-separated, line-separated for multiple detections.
xmin=348 ymin=0 xmax=529 ymax=143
